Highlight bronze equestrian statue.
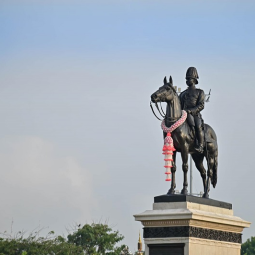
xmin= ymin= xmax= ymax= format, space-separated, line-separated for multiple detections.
xmin=150 ymin=67 xmax=218 ymax=198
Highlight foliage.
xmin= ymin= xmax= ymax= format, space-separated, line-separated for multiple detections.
xmin=67 ymin=223 xmax=125 ymax=254
xmin=0 ymin=230 xmax=83 ymax=255
xmin=0 ymin=223 xmax=127 ymax=255
xmin=242 ymin=236 xmax=255 ymax=255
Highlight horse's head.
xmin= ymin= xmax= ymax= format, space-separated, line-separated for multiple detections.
xmin=151 ymin=76 xmax=177 ymax=103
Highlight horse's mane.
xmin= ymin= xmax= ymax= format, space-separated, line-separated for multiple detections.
xmin=169 ymin=84 xmax=178 ymax=95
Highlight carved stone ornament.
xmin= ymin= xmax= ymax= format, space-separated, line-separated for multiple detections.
xmin=143 ymin=226 xmax=242 ymax=243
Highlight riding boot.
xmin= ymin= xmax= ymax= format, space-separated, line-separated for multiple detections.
xmin=195 ymin=127 xmax=204 ymax=153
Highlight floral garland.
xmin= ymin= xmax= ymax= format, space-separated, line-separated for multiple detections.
xmin=161 ymin=110 xmax=187 ymax=181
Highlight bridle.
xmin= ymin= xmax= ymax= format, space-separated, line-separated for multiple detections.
xmin=150 ymin=83 xmax=181 ymax=122
xmin=150 ymin=101 xmax=179 ymax=122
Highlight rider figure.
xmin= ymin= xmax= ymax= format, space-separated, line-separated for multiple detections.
xmin=179 ymin=67 xmax=205 ymax=153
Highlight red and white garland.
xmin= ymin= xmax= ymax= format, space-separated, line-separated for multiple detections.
xmin=161 ymin=110 xmax=187 ymax=181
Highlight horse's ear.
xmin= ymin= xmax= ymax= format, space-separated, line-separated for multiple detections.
xmin=163 ymin=76 xmax=167 ymax=84
xmin=169 ymin=76 xmax=173 ymax=85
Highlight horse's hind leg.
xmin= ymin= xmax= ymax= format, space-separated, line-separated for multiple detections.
xmin=167 ymin=151 xmax=177 ymax=195
xmin=191 ymin=153 xmax=206 ymax=193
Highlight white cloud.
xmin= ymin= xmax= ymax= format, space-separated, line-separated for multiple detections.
xmin=0 ymin=136 xmax=96 ymax=235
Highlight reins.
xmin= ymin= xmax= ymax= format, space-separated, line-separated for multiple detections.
xmin=150 ymin=101 xmax=179 ymax=122
xmin=155 ymin=102 xmax=165 ymax=118
xmin=160 ymin=102 xmax=166 ymax=116
xmin=150 ymin=101 xmax=162 ymax=121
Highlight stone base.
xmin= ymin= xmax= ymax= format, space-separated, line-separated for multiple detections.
xmin=145 ymin=237 xmax=240 ymax=255
xmin=134 ymin=195 xmax=251 ymax=255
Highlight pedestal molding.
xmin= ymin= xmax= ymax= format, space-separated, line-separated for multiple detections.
xmin=142 ymin=219 xmax=244 ymax=233
xmin=143 ymin=226 xmax=242 ymax=243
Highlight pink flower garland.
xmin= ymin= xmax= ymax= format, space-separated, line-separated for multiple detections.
xmin=161 ymin=110 xmax=187 ymax=181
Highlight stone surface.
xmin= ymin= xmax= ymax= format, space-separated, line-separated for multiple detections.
xmin=154 ymin=194 xmax=232 ymax=209
xmin=153 ymin=201 xmax=233 ymax=215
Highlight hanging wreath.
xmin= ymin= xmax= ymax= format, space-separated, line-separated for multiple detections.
xmin=161 ymin=110 xmax=187 ymax=181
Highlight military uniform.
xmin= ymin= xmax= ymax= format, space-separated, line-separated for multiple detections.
xmin=179 ymin=67 xmax=205 ymax=153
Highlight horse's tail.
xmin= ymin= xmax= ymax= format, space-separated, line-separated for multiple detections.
xmin=204 ymin=124 xmax=218 ymax=188
xmin=211 ymin=153 xmax=218 ymax=188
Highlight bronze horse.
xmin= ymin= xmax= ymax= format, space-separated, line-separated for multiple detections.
xmin=151 ymin=76 xmax=218 ymax=198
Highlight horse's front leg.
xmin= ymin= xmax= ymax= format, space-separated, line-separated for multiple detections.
xmin=167 ymin=151 xmax=177 ymax=195
xmin=181 ymin=145 xmax=189 ymax=195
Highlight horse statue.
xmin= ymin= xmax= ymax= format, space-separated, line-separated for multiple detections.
xmin=150 ymin=76 xmax=218 ymax=198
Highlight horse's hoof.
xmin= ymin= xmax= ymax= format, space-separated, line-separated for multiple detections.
xmin=202 ymin=193 xmax=209 ymax=199
xmin=181 ymin=188 xmax=188 ymax=195
xmin=167 ymin=189 xmax=175 ymax=195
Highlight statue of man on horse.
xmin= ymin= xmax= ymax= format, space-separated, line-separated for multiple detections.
xmin=150 ymin=67 xmax=218 ymax=198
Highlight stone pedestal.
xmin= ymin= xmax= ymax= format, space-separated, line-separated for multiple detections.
xmin=134 ymin=195 xmax=251 ymax=255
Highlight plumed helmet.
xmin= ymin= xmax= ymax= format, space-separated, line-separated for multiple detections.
xmin=186 ymin=67 xmax=199 ymax=84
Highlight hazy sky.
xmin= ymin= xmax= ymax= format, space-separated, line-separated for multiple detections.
xmin=1 ymin=0 xmax=255 ymax=251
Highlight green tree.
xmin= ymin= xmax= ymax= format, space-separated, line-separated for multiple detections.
xmin=67 ymin=223 xmax=125 ymax=254
xmin=0 ymin=223 xmax=128 ymax=255
xmin=242 ymin=236 xmax=255 ymax=255
xmin=0 ymin=230 xmax=83 ymax=255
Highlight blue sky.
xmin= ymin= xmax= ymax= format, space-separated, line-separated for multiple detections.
xmin=0 ymin=0 xmax=255 ymax=251
xmin=1 ymin=1 xmax=255 ymax=59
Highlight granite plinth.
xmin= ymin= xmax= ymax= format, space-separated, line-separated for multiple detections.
xmin=154 ymin=194 xmax=232 ymax=209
